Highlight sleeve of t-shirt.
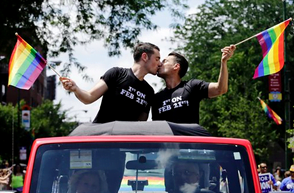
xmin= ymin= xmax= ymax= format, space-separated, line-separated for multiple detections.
xmin=190 ymin=79 xmax=210 ymax=99
xmin=279 ymin=178 xmax=287 ymax=190
xmin=270 ymin=174 xmax=277 ymax=186
xmin=279 ymin=183 xmax=285 ymax=190
xmin=100 ymin=67 xmax=121 ymax=88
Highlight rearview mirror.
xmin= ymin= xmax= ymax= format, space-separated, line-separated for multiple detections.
xmin=126 ymin=160 xmax=159 ymax=170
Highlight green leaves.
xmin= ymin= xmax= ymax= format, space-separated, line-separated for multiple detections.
xmin=0 ymin=0 xmax=187 ymax=78
xmin=0 ymin=100 xmax=77 ymax=161
xmin=30 ymin=100 xmax=77 ymax=138
xmin=170 ymin=0 xmax=294 ymax=162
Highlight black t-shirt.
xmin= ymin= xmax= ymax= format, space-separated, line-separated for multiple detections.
xmin=152 ymin=79 xmax=209 ymax=124
xmin=93 ymin=67 xmax=154 ymax=123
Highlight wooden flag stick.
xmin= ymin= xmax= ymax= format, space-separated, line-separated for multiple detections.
xmin=235 ymin=33 xmax=259 ymax=46
xmin=47 ymin=63 xmax=61 ymax=77
xmin=234 ymin=17 xmax=292 ymax=46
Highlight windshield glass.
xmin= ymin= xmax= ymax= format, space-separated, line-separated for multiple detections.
xmin=30 ymin=142 xmax=254 ymax=193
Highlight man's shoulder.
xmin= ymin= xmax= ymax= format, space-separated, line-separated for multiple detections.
xmin=107 ymin=67 xmax=129 ymax=72
xmin=153 ymin=80 xmax=196 ymax=95
xmin=178 ymin=79 xmax=209 ymax=91
xmin=186 ymin=78 xmax=209 ymax=84
xmin=283 ymin=176 xmax=292 ymax=182
xmin=103 ymin=67 xmax=131 ymax=78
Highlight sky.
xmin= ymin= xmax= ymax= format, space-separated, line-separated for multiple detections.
xmin=47 ymin=0 xmax=205 ymax=123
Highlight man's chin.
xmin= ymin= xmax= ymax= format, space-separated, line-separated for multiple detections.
xmin=179 ymin=182 xmax=199 ymax=193
xmin=156 ymin=72 xmax=164 ymax=78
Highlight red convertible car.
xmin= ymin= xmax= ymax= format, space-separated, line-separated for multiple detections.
xmin=23 ymin=121 xmax=261 ymax=193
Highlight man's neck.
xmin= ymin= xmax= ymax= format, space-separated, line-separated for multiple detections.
xmin=132 ymin=63 xmax=147 ymax=81
xmin=165 ymin=76 xmax=181 ymax=89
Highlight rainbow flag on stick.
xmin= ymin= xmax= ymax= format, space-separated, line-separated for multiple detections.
xmin=8 ymin=33 xmax=47 ymax=90
xmin=258 ymin=97 xmax=282 ymax=125
xmin=234 ymin=18 xmax=292 ymax=79
xmin=253 ymin=18 xmax=291 ymax=79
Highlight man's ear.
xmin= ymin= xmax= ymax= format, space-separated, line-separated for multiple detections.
xmin=141 ymin=52 xmax=149 ymax=62
xmin=174 ymin=63 xmax=180 ymax=71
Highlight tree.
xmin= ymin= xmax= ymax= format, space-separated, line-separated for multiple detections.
xmin=0 ymin=100 xmax=77 ymax=162
xmin=170 ymin=0 xmax=294 ymax=162
xmin=30 ymin=100 xmax=77 ymax=138
xmin=0 ymin=0 xmax=188 ymax=78
xmin=0 ymin=103 xmax=20 ymax=162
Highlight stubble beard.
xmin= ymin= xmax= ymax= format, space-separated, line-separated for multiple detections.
xmin=179 ymin=182 xmax=199 ymax=193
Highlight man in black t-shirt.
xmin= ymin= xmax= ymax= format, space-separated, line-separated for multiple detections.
xmin=152 ymin=45 xmax=236 ymax=124
xmin=60 ymin=42 xmax=161 ymax=123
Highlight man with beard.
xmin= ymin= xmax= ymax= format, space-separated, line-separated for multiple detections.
xmin=259 ymin=162 xmax=278 ymax=191
xmin=152 ymin=45 xmax=235 ymax=124
xmin=171 ymin=161 xmax=201 ymax=193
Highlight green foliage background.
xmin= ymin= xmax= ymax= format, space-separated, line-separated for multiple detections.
xmin=170 ymin=0 xmax=294 ymax=163
xmin=0 ymin=0 xmax=188 ymax=79
xmin=0 ymin=100 xmax=76 ymax=162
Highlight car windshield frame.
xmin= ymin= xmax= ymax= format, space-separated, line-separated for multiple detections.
xmin=29 ymin=138 xmax=255 ymax=193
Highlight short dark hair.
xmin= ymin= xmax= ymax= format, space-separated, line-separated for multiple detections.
xmin=133 ymin=42 xmax=160 ymax=62
xmin=168 ymin=52 xmax=188 ymax=78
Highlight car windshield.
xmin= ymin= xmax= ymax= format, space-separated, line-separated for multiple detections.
xmin=30 ymin=142 xmax=254 ymax=193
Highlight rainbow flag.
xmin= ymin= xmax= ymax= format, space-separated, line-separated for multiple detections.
xmin=120 ymin=176 xmax=165 ymax=191
xmin=8 ymin=33 xmax=47 ymax=90
xmin=253 ymin=18 xmax=291 ymax=79
xmin=258 ymin=97 xmax=282 ymax=125
xmin=31 ymin=129 xmax=35 ymax=140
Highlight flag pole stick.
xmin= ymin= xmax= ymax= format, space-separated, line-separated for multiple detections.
xmin=235 ymin=33 xmax=259 ymax=46
xmin=234 ymin=17 xmax=292 ymax=46
xmin=46 ymin=63 xmax=61 ymax=77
